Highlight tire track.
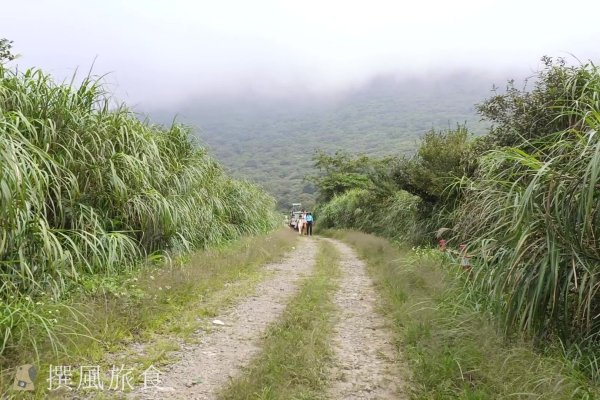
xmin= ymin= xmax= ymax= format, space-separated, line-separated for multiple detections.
xmin=130 ymin=238 xmax=318 ymax=400
xmin=325 ymin=238 xmax=408 ymax=399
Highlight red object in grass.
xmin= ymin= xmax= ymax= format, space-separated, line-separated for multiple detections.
xmin=438 ymin=239 xmax=447 ymax=251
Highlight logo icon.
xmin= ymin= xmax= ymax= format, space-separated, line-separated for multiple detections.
xmin=12 ymin=364 xmax=37 ymax=391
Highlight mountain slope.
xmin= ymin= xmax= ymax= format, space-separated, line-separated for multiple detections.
xmin=150 ymin=72 xmax=501 ymax=209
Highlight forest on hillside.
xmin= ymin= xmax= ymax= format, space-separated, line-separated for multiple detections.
xmin=150 ymin=72 xmax=501 ymax=209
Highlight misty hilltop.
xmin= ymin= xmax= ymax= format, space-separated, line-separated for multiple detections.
xmin=149 ymin=72 xmax=504 ymax=209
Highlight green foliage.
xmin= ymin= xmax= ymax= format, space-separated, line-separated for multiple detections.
xmin=310 ymin=147 xmax=429 ymax=244
xmin=309 ymin=150 xmax=373 ymax=203
xmin=314 ymin=125 xmax=471 ymax=246
xmin=316 ymin=59 xmax=600 ymax=378
xmin=390 ymin=125 xmax=471 ymax=204
xmin=454 ymin=61 xmax=600 ymax=343
xmin=0 ymin=39 xmax=15 ymax=64
xmin=317 ymin=188 xmax=423 ymax=243
xmin=477 ymin=56 xmax=582 ymax=150
xmin=0 ymin=66 xmax=277 ymax=358
xmin=317 ymin=188 xmax=372 ymax=228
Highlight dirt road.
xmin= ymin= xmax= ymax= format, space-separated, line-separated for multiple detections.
xmin=130 ymin=237 xmax=405 ymax=399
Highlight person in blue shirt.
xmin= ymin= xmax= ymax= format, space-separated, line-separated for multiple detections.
xmin=305 ymin=212 xmax=314 ymax=236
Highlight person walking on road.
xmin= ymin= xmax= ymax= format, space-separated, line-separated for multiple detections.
xmin=297 ymin=214 xmax=305 ymax=235
xmin=305 ymin=212 xmax=314 ymax=236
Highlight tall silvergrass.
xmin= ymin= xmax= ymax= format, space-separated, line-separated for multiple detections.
xmin=454 ymin=62 xmax=600 ymax=344
xmin=0 ymin=66 xmax=277 ymax=355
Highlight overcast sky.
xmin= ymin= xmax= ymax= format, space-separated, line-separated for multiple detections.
xmin=3 ymin=0 xmax=600 ymax=107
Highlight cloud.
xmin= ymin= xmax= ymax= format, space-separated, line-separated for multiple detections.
xmin=3 ymin=0 xmax=600 ymax=106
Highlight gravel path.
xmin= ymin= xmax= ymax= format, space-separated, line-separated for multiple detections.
xmin=128 ymin=236 xmax=408 ymax=399
xmin=325 ymin=238 xmax=408 ymax=399
xmin=130 ymin=237 xmax=318 ymax=400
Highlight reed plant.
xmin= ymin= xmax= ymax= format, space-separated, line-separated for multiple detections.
xmin=0 ymin=66 xmax=277 ymax=358
xmin=454 ymin=62 xmax=600 ymax=346
xmin=315 ymin=60 xmax=600 ymax=379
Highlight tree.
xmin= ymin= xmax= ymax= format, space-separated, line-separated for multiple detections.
xmin=390 ymin=125 xmax=470 ymax=204
xmin=0 ymin=38 xmax=16 ymax=64
xmin=308 ymin=150 xmax=373 ymax=203
xmin=476 ymin=56 xmax=581 ymax=150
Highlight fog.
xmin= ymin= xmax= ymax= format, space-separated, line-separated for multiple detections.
xmin=3 ymin=0 xmax=600 ymax=108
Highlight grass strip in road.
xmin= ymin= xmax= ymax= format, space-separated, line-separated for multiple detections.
xmin=1 ymin=229 xmax=298 ymax=399
xmin=330 ymin=230 xmax=599 ymax=400
xmin=220 ymin=240 xmax=340 ymax=400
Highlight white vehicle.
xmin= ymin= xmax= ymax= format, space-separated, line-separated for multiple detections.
xmin=289 ymin=203 xmax=303 ymax=229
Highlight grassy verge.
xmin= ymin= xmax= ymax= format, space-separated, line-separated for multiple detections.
xmin=219 ymin=240 xmax=340 ymax=400
xmin=1 ymin=229 xmax=298 ymax=399
xmin=330 ymin=230 xmax=599 ymax=399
